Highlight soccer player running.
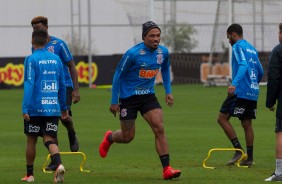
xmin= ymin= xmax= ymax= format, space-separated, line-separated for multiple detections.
xmin=99 ymin=21 xmax=181 ymax=180
xmin=265 ymin=23 xmax=282 ymax=182
xmin=217 ymin=23 xmax=264 ymax=167
xmin=30 ymin=16 xmax=80 ymax=158
xmin=21 ymin=30 xmax=67 ymax=183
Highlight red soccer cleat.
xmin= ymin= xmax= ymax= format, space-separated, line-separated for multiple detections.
xmin=99 ymin=130 xmax=113 ymax=158
xmin=163 ymin=166 xmax=181 ymax=180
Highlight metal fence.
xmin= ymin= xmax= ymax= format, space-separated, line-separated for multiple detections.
xmin=0 ymin=0 xmax=282 ymax=57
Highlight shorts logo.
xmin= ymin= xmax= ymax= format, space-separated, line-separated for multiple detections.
xmin=46 ymin=122 xmax=58 ymax=131
xmin=28 ymin=125 xmax=40 ymax=133
xmin=120 ymin=108 xmax=127 ymax=117
xmin=234 ymin=107 xmax=245 ymax=115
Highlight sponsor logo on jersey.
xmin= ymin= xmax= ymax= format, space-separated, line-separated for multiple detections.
xmin=41 ymin=80 xmax=58 ymax=92
xmin=250 ymin=69 xmax=257 ymax=80
xmin=52 ymin=40 xmax=57 ymax=45
xmin=134 ymin=88 xmax=150 ymax=95
xmin=249 ymin=58 xmax=257 ymax=64
xmin=42 ymin=99 xmax=58 ymax=105
xmin=28 ymin=125 xmax=40 ymax=133
xmin=46 ymin=122 xmax=58 ymax=131
xmin=250 ymin=82 xmax=259 ymax=89
xmin=233 ymin=107 xmax=245 ymax=115
xmin=37 ymin=109 xmax=60 ymax=113
xmin=43 ymin=70 xmax=56 ymax=75
xmin=157 ymin=54 xmax=163 ymax=64
xmin=157 ymin=48 xmax=162 ymax=54
xmin=139 ymin=69 xmax=159 ymax=79
xmin=140 ymin=62 xmax=147 ymax=67
xmin=120 ymin=108 xmax=127 ymax=117
xmin=246 ymin=48 xmax=257 ymax=54
xmin=39 ymin=60 xmax=57 ymax=65
xmin=139 ymin=49 xmax=146 ymax=55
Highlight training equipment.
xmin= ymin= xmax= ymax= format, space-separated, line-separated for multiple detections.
xmin=99 ymin=130 xmax=113 ymax=158
xmin=21 ymin=175 xmax=34 ymax=182
xmin=203 ymin=148 xmax=249 ymax=169
xmin=163 ymin=166 xmax=181 ymax=180
xmin=54 ymin=164 xmax=65 ymax=183
xmin=43 ymin=152 xmax=90 ymax=173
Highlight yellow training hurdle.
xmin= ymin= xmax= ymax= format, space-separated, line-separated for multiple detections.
xmin=203 ymin=148 xmax=249 ymax=169
xmin=43 ymin=152 xmax=91 ymax=173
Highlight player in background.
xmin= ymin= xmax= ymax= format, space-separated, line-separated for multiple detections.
xmin=99 ymin=21 xmax=181 ymax=180
xmin=30 ymin=16 xmax=80 ymax=156
xmin=217 ymin=23 xmax=264 ymax=167
xmin=265 ymin=23 xmax=282 ymax=182
xmin=21 ymin=29 xmax=67 ymax=183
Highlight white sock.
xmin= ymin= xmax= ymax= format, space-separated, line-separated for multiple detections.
xmin=275 ymin=159 xmax=282 ymax=176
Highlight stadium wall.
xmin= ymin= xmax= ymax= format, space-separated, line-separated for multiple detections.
xmin=0 ymin=53 xmax=269 ymax=89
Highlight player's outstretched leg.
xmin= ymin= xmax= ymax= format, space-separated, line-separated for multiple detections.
xmin=163 ymin=166 xmax=181 ymax=180
xmin=99 ymin=130 xmax=113 ymax=158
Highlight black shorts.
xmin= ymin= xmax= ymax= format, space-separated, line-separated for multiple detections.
xmin=119 ymin=94 xmax=161 ymax=120
xmin=24 ymin=116 xmax=59 ymax=137
xmin=66 ymin=87 xmax=73 ymax=116
xmin=275 ymin=118 xmax=282 ymax=132
xmin=220 ymin=95 xmax=257 ymax=120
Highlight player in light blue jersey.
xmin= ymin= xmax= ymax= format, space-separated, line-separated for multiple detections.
xmin=99 ymin=21 xmax=181 ymax=180
xmin=31 ymin=16 xmax=80 ymax=156
xmin=21 ymin=30 xmax=67 ymax=183
xmin=217 ymin=23 xmax=264 ymax=167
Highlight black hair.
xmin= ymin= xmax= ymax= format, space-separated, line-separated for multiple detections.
xmin=227 ymin=23 xmax=243 ymax=36
xmin=32 ymin=29 xmax=48 ymax=46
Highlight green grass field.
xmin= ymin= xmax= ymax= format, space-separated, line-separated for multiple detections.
xmin=0 ymin=84 xmax=277 ymax=183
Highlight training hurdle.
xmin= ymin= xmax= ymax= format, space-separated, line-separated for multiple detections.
xmin=203 ymin=148 xmax=248 ymax=169
xmin=43 ymin=152 xmax=91 ymax=173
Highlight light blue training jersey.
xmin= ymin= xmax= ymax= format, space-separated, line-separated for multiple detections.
xmin=231 ymin=39 xmax=264 ymax=101
xmin=45 ymin=36 xmax=74 ymax=88
xmin=22 ymin=48 xmax=67 ymax=116
xmin=111 ymin=42 xmax=172 ymax=104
